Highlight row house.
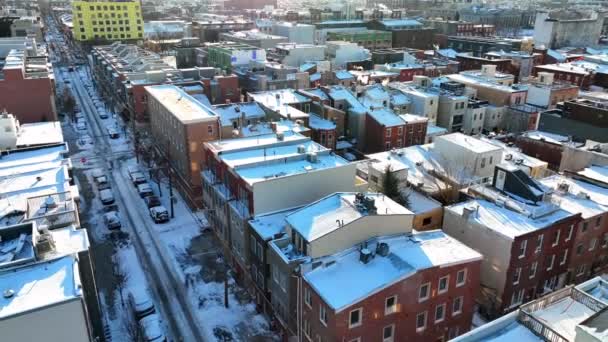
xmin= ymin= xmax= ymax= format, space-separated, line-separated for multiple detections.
xmin=526 ymin=72 xmax=579 ymax=109
xmin=201 ymin=131 xmax=364 ymax=278
xmin=533 ymin=63 xmax=593 ymax=89
xmin=364 ymin=110 xmax=427 ymax=153
xmin=300 ymin=230 xmax=482 ymax=342
xmin=453 ymin=276 xmax=608 ymax=342
xmin=444 ymin=165 xmax=582 ymax=318
xmin=515 ymin=130 xmax=586 ymax=171
xmin=540 ymin=175 xmax=608 ymax=283
xmin=389 ymin=77 xmax=439 ymax=124
xmin=446 ymin=67 xmax=528 ymax=107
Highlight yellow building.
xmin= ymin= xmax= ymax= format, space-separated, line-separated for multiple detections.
xmin=72 ymin=0 xmax=143 ymax=42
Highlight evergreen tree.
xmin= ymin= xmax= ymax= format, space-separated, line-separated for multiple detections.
xmin=382 ymin=165 xmax=401 ymax=202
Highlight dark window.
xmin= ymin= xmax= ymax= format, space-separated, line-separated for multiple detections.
xmin=422 ymin=217 xmax=432 ymax=226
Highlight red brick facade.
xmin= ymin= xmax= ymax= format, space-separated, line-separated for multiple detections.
xmin=515 ymin=136 xmax=564 ymax=171
xmin=364 ymin=115 xmax=427 ymax=153
xmin=301 ymin=260 xmax=481 ymax=342
xmin=0 ymin=67 xmax=56 ymax=123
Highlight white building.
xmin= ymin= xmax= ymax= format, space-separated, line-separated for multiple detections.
xmin=325 ymin=41 xmax=370 ymax=69
xmin=0 ymin=113 xmax=63 ymax=151
xmin=271 ymin=22 xmax=315 ymax=44
xmin=434 ymin=133 xmax=503 ymax=182
xmin=389 ymin=78 xmax=439 ymax=124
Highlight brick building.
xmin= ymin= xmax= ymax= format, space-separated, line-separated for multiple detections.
xmin=365 ymin=111 xmax=427 ymax=153
xmin=533 ymin=63 xmax=593 ymax=89
xmin=444 ymin=165 xmax=582 ymax=318
xmin=145 ymin=85 xmax=220 ymax=206
xmin=0 ymin=49 xmax=56 ymax=123
xmin=515 ymin=130 xmax=585 ymax=171
xmin=300 ymin=230 xmax=482 ymax=342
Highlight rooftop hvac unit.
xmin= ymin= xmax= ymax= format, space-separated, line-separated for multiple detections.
xmin=505 ymin=153 xmax=513 ymax=161
xmin=307 ymin=152 xmax=318 ymax=163
xmin=359 ymin=248 xmax=372 ymax=264
xmin=376 ymin=242 xmax=390 ymax=257
xmin=297 ymin=145 xmax=306 ymax=154
xmin=35 ymin=232 xmax=56 ymax=255
xmin=557 ymin=182 xmax=570 ymax=193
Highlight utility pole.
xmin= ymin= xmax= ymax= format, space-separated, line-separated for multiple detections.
xmin=169 ymin=169 xmax=174 ymax=218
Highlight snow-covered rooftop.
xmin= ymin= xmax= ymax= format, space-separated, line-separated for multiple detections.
xmin=236 ymin=150 xmax=348 ymax=186
xmin=0 ymin=255 xmax=81 ymax=319
xmin=308 ymin=114 xmax=336 ymax=130
xmin=521 ymin=130 xmax=572 ymax=145
xmin=326 ymin=86 xmax=367 ymax=113
xmin=286 ymin=193 xmax=412 ymax=242
xmin=214 ymin=102 xmax=266 ymax=127
xmin=15 ymin=122 xmax=64 ymax=147
xmin=447 ymin=198 xmax=574 ymax=239
xmin=303 ymin=230 xmax=482 ymax=311
xmin=249 ymin=207 xmax=300 ymax=241
xmin=577 ymin=165 xmax=608 ymax=186
xmin=145 ymin=84 xmax=217 ymax=123
xmin=532 ymin=297 xmax=595 ymax=340
xmin=335 ymin=70 xmax=354 ymax=80
xmin=206 ymin=131 xmax=308 ymax=154
xmin=405 ymin=189 xmax=442 ymax=214
xmin=400 ymin=113 xmax=427 ymax=123
xmin=541 ymin=175 xmax=608 ymax=207
xmin=367 ymin=108 xmax=404 ymax=127
xmin=437 ymin=132 xmax=503 ymax=154
xmin=481 ymin=137 xmax=547 ymax=169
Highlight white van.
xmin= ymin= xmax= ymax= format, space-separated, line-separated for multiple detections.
xmin=139 ymin=314 xmax=166 ymax=342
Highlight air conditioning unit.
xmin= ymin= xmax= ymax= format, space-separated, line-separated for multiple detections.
xmin=297 ymin=145 xmax=306 ymax=154
xmin=376 ymin=242 xmax=390 ymax=257
xmin=359 ymin=248 xmax=373 ymax=264
xmin=307 ymin=152 xmax=318 ymax=163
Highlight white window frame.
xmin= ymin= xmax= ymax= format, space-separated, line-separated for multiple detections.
xmin=547 ymin=254 xmax=555 ymax=271
xmin=536 ymin=234 xmax=543 ymax=253
xmin=552 ymin=229 xmax=560 ymax=247
xmin=577 ymin=264 xmax=586 ymax=276
xmin=348 ymin=308 xmax=363 ymax=329
xmin=438 ymin=275 xmax=449 ymax=294
xmin=519 ymin=240 xmax=527 ymax=258
xmin=382 ymin=324 xmax=395 ymax=342
xmin=303 ymin=319 xmax=311 ymax=340
xmin=319 ymin=304 xmax=328 ymax=326
xmin=348 ymin=339 xmax=361 ymax=342
xmin=560 ymin=248 xmax=568 ymax=265
xmin=566 ymin=225 xmax=574 ymax=241
xmin=452 ymin=296 xmax=463 ymax=316
xmin=530 ymin=261 xmax=537 ymax=279
xmin=416 ymin=311 xmax=427 ymax=332
xmin=510 ymin=289 xmax=524 ymax=307
xmin=304 ymin=287 xmax=312 ymax=308
xmin=385 ymin=295 xmax=397 ymax=315
xmin=435 ymin=303 xmax=446 ymax=323
xmin=513 ymin=267 xmax=521 ymax=285
xmin=456 ymin=269 xmax=467 ymax=287
xmin=419 ymin=282 xmax=430 ymax=302
xmin=590 ymin=238 xmax=597 ymax=251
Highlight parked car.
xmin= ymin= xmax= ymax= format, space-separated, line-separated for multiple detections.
xmin=128 ymin=291 xmax=155 ymax=320
xmin=130 ymin=171 xmax=146 ymax=186
xmin=127 ymin=165 xmax=141 ymax=176
xmin=107 ymin=127 xmax=119 ymax=139
xmin=99 ymin=189 xmax=115 ymax=205
xmin=76 ymin=120 xmax=87 ymax=131
xmin=149 ymin=206 xmax=169 ymax=223
xmin=139 ymin=314 xmax=166 ymax=342
xmin=144 ymin=195 xmax=161 ymax=208
xmin=137 ymin=183 xmax=153 ymax=198
xmin=98 ymin=109 xmax=108 ymax=119
xmin=103 ymin=211 xmax=121 ymax=230
xmin=95 ymin=175 xmax=110 ymax=190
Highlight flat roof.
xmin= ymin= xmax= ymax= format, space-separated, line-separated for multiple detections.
xmin=447 ymin=199 xmax=573 ymax=239
xmin=220 ymin=138 xmax=328 ymax=168
xmin=286 ymin=193 xmax=412 ymax=242
xmin=249 ymin=207 xmax=300 ymax=241
xmin=368 ymin=108 xmax=404 ymax=127
xmin=304 ymin=230 xmax=482 ymax=311
xmin=437 ymin=133 xmax=503 ymax=154
xmin=0 ymin=255 xmax=81 ymax=319
xmin=214 ymin=102 xmax=266 ymax=127
xmin=541 ymin=175 xmax=608 ymax=207
xmin=577 ymin=165 xmax=608 ymax=186
xmin=236 ymin=150 xmax=349 ymax=186
xmin=16 ymin=122 xmax=64 ymax=147
xmin=206 ymin=131 xmax=308 ymax=154
xmin=145 ymin=84 xmax=217 ymax=124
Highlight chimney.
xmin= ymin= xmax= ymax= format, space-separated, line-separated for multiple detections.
xmin=481 ymin=65 xmax=496 ymax=78
xmin=462 ymin=206 xmax=477 ymax=220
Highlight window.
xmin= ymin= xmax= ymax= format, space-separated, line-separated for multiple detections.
xmin=416 ymin=311 xmax=427 ymax=331
xmin=422 ymin=217 xmax=432 ymax=226
xmin=438 ymin=276 xmax=449 ymax=294
xmin=319 ymin=305 xmax=328 ymax=326
xmin=303 ymin=319 xmax=311 ymax=339
xmin=452 ymin=296 xmax=463 ymax=316
xmin=419 ymin=282 xmax=430 ymax=302
xmin=547 ymin=254 xmax=555 ymax=270
xmin=481 ymin=158 xmax=486 ymax=168
xmin=603 ymin=233 xmax=608 ymax=248
xmin=385 ymin=295 xmax=397 ymax=315
xmin=519 ymin=240 xmax=527 ymax=258
xmin=596 ymin=217 xmax=602 ymax=227
xmin=577 ymin=243 xmax=584 ymax=255
xmin=566 ymin=225 xmax=574 ymax=241
xmin=513 ymin=267 xmax=521 ymax=285
xmin=383 ymin=324 xmax=395 ymax=342
xmin=582 ymin=222 xmax=589 ymax=232
xmin=552 ymin=229 xmax=561 ymax=246
xmin=590 ymin=238 xmax=597 ymax=251
xmin=386 ymin=129 xmax=391 ymax=137
xmin=207 ymin=125 xmax=213 ymax=134
xmin=349 ymin=308 xmax=362 ymax=328
xmin=560 ymin=248 xmax=568 ymax=265
xmin=398 ymin=126 xmax=403 ymax=136
xmin=435 ymin=303 xmax=446 ymax=323
xmin=576 ymin=264 xmax=586 ymax=276
xmin=456 ymin=269 xmax=467 ymax=287
xmin=304 ymin=287 xmax=312 ymax=308
xmin=530 ymin=261 xmax=537 ymax=278
xmin=511 ymin=289 xmax=524 ymax=307
xmin=449 ymin=326 xmax=460 ymax=339
xmin=536 ymin=234 xmax=544 ymax=253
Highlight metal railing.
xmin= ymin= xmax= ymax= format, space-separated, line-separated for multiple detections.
xmin=517 ymin=311 xmax=569 ymax=342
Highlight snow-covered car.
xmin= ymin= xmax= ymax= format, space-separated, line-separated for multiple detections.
xmin=76 ymin=120 xmax=87 ymax=131
xmin=127 ymin=165 xmax=141 ymax=175
xmin=103 ymin=211 xmax=121 ymax=230
xmin=128 ymin=291 xmax=155 ymax=320
xmin=139 ymin=314 xmax=166 ymax=342
xmin=137 ymin=183 xmax=153 ymax=198
xmin=95 ymin=175 xmax=110 ymax=190
xmin=130 ymin=171 xmax=146 ymax=186
xmin=149 ymin=206 xmax=169 ymax=223
xmin=107 ymin=127 xmax=119 ymax=139
xmin=99 ymin=189 xmax=115 ymax=205
xmin=98 ymin=109 xmax=108 ymax=119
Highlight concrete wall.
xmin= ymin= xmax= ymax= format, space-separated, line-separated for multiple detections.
xmin=560 ymin=145 xmax=608 ymax=172
xmin=310 ymin=214 xmax=414 ymax=258
xmin=252 ymin=163 xmax=358 ymax=215
xmin=443 ymin=209 xmax=512 ymax=308
xmin=0 ymin=299 xmax=90 ymax=342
